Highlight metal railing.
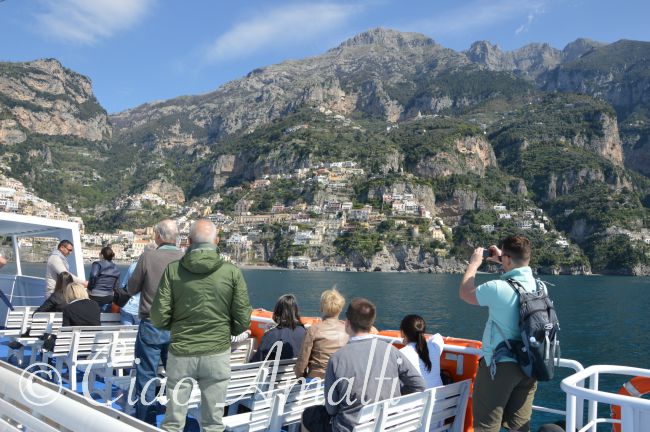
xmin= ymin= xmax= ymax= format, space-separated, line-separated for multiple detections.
xmin=562 ymin=365 xmax=650 ymax=432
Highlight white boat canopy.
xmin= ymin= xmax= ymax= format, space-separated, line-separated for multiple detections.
xmin=0 ymin=212 xmax=85 ymax=326
xmin=0 ymin=211 xmax=84 ymax=278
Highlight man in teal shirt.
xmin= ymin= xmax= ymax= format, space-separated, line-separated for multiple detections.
xmin=459 ymin=235 xmax=538 ymax=432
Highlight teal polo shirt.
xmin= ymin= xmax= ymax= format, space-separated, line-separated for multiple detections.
xmin=476 ymin=266 xmax=537 ymax=365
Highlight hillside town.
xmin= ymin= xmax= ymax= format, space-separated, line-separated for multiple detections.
xmin=2 ymin=158 xmax=620 ymax=273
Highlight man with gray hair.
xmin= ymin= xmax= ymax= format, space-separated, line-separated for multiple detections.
xmin=128 ymin=219 xmax=184 ymax=425
xmin=151 ymin=219 xmax=252 ymax=431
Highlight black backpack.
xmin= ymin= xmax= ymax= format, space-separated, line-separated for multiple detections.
xmin=494 ymin=278 xmax=561 ymax=381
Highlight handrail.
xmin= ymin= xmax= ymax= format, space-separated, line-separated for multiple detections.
xmin=0 ymin=275 xmax=46 ymax=281
xmin=562 ymin=365 xmax=650 ymax=408
xmin=561 ymin=365 xmax=650 ymax=432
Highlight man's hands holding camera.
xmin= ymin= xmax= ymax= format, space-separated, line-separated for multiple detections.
xmin=469 ymin=245 xmax=502 ymax=268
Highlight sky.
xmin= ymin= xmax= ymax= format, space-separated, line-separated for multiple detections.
xmin=1 ymin=0 xmax=649 ymax=114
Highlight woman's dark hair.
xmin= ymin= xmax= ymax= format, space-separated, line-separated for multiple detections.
xmin=100 ymin=246 xmax=115 ymax=261
xmin=400 ymin=314 xmax=432 ymax=373
xmin=272 ymin=294 xmax=303 ymax=330
xmin=54 ymin=271 xmax=74 ymax=296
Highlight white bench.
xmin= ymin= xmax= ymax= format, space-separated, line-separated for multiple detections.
xmin=102 ymin=338 xmax=262 ymax=406
xmin=353 ymin=380 xmax=471 ymax=432
xmin=159 ymin=357 xmax=298 ymax=423
xmin=0 ymin=360 xmax=161 ymax=431
xmin=87 ymin=328 xmax=139 ymax=401
xmin=224 ymin=379 xmax=324 ymax=432
xmin=0 ymin=306 xmax=38 ymax=338
xmin=9 ymin=312 xmax=62 ymax=364
xmin=231 ymin=337 xmax=256 ymax=365
xmin=41 ymin=324 xmax=137 ymax=390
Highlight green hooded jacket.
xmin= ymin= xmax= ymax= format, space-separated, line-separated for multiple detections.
xmin=150 ymin=243 xmax=252 ymax=356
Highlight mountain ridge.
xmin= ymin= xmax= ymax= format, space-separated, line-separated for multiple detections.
xmin=1 ymin=28 xmax=649 ymax=274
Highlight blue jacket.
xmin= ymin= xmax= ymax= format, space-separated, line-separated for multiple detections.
xmin=88 ymin=260 xmax=121 ymax=297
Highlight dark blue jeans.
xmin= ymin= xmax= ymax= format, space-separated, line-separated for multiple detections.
xmin=134 ymin=318 xmax=170 ymax=425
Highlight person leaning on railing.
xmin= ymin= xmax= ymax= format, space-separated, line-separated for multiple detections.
xmin=294 ymin=287 xmax=348 ymax=380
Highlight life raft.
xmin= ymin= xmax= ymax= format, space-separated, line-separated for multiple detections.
xmin=611 ymin=376 xmax=650 ymax=432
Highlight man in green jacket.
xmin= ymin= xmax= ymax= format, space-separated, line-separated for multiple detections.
xmin=151 ymin=219 xmax=252 ymax=432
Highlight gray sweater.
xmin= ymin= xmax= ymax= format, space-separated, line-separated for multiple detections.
xmin=44 ymin=250 xmax=84 ymax=297
xmin=127 ymin=244 xmax=183 ymax=319
xmin=324 ymin=337 xmax=426 ymax=432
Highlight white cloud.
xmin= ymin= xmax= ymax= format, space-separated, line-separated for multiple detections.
xmin=515 ymin=13 xmax=535 ymax=35
xmin=204 ymin=3 xmax=362 ymax=63
xmin=410 ymin=0 xmax=547 ymax=37
xmin=35 ymin=0 xmax=154 ymax=45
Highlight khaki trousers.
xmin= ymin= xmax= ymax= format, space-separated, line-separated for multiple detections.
xmin=162 ymin=349 xmax=230 ymax=432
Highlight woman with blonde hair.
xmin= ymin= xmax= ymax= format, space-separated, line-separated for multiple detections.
xmin=62 ymin=282 xmax=101 ymax=326
xmin=294 ymin=287 xmax=349 ymax=379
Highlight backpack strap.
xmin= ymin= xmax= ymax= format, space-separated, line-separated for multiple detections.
xmin=505 ymin=278 xmax=526 ymax=296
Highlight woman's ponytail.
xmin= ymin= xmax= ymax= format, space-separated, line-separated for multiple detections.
xmin=400 ymin=314 xmax=432 ymax=372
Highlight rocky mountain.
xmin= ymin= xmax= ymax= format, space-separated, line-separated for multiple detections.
xmin=0 ymin=59 xmax=114 ymax=215
xmin=466 ymin=38 xmax=605 ymax=80
xmin=0 ymin=59 xmax=110 ymax=144
xmin=0 ymin=28 xmax=649 ymax=274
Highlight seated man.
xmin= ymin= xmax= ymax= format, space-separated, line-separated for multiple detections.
xmin=301 ymin=298 xmax=426 ymax=432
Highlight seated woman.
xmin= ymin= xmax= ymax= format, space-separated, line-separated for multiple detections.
xmin=399 ymin=314 xmax=444 ymax=388
xmin=250 ymin=294 xmax=306 ymax=362
xmin=63 ymin=282 xmax=101 ymax=326
xmin=88 ymin=246 xmax=121 ymax=312
xmin=294 ymin=288 xmax=348 ymax=379
xmin=36 ymin=271 xmax=74 ymax=313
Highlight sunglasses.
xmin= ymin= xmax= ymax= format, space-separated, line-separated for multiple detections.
xmin=66 ymin=248 xmax=74 ymax=253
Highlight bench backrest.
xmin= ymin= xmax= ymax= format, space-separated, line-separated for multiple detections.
xmin=30 ymin=313 xmax=63 ymax=337
xmin=3 ymin=306 xmax=37 ymax=333
xmin=49 ymin=325 xmax=136 ymax=358
xmin=100 ymin=313 xmax=122 ymax=326
xmin=266 ymin=378 xmax=324 ymax=430
xmin=224 ymin=357 xmax=296 ymax=405
xmin=231 ymin=338 xmax=255 ymax=365
xmin=90 ymin=328 xmax=139 ymax=368
xmin=353 ymin=380 xmax=471 ymax=432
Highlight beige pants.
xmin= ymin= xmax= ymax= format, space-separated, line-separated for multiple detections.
xmin=162 ymin=349 xmax=230 ymax=432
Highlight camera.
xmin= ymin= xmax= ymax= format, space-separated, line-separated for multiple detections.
xmin=482 ymin=249 xmax=491 ymax=258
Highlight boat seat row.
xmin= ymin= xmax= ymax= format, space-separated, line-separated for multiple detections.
xmin=222 ymin=379 xmax=470 ymax=432
xmin=6 ymin=312 xmax=128 ymax=364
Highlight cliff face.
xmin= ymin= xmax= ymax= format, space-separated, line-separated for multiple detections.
xmin=0 ymin=59 xmax=110 ymax=144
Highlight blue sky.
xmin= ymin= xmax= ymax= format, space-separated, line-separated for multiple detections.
xmin=1 ymin=0 xmax=649 ymax=113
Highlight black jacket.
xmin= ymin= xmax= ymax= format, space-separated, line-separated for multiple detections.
xmin=35 ymin=292 xmax=67 ymax=313
xmin=63 ymin=299 xmax=101 ymax=326
xmin=250 ymin=325 xmax=307 ymax=362
xmin=88 ymin=260 xmax=121 ymax=297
